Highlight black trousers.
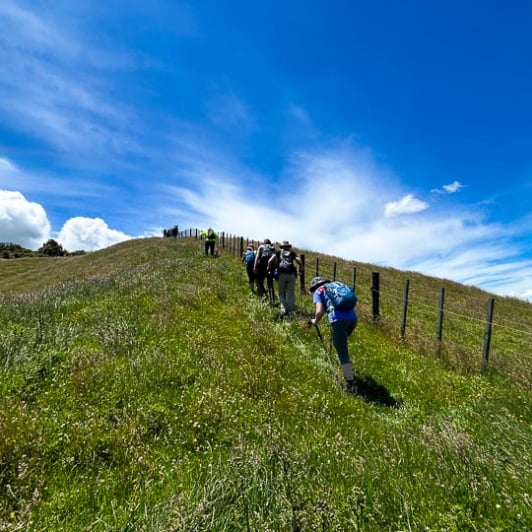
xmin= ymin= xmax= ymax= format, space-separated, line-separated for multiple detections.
xmin=205 ymin=240 xmax=215 ymax=256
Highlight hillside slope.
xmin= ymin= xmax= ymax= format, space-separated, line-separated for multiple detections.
xmin=0 ymin=237 xmax=530 ymax=530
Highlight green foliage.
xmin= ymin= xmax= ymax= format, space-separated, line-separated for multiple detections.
xmin=0 ymin=242 xmax=35 ymax=259
xmin=0 ymin=237 xmax=530 ymax=530
xmin=37 ymin=239 xmax=67 ymax=257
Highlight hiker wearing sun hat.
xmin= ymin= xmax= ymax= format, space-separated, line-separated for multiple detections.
xmin=267 ymin=240 xmax=304 ymax=319
xmin=309 ymin=276 xmax=358 ymax=393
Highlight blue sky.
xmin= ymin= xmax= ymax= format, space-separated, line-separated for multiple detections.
xmin=0 ymin=0 xmax=531 ymax=301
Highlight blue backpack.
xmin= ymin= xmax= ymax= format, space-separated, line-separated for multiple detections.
xmin=244 ymin=249 xmax=255 ymax=265
xmin=324 ymin=281 xmax=358 ymax=310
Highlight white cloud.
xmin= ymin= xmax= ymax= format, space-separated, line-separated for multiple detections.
xmin=57 ymin=217 xmax=132 ymax=252
xmin=432 ymin=180 xmax=464 ymax=194
xmin=443 ymin=180 xmax=463 ymax=193
xmin=384 ymin=194 xmax=428 ymax=217
xmin=0 ymin=157 xmax=18 ymax=173
xmin=161 ymin=146 xmax=531 ymax=301
xmin=0 ymin=190 xmax=51 ymax=249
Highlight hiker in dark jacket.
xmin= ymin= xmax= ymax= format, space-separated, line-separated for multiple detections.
xmin=253 ymin=238 xmax=275 ymax=301
xmin=268 ymin=240 xmax=303 ymax=319
xmin=309 ymin=276 xmax=358 ymax=393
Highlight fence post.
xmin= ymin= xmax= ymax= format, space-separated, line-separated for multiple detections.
xmin=371 ymin=271 xmax=380 ymax=323
xmin=401 ymin=279 xmax=410 ymax=339
xmin=482 ymin=297 xmax=495 ymax=363
xmin=315 ymin=258 xmax=319 ymax=277
xmin=437 ymin=288 xmax=445 ymax=340
xmin=239 ymin=237 xmax=244 ymax=258
xmin=299 ymin=254 xmax=306 ymax=295
xmin=351 ymin=267 xmax=357 ymax=291
xmin=332 ymin=262 xmax=337 ymax=281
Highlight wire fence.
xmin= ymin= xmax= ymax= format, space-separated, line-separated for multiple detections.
xmin=168 ymin=228 xmax=532 ymax=379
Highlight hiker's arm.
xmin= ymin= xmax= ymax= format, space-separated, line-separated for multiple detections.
xmin=310 ymin=301 xmax=326 ymax=325
xmin=253 ymin=249 xmax=261 ymax=271
xmin=267 ymin=254 xmax=277 ymax=273
xmin=295 ymin=256 xmax=304 ymax=273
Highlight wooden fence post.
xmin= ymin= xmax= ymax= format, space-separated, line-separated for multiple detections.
xmin=371 ymin=271 xmax=380 ymax=323
xmin=315 ymin=258 xmax=319 ymax=277
xmin=401 ymin=279 xmax=410 ymax=339
xmin=351 ymin=267 xmax=357 ymax=291
xmin=239 ymin=237 xmax=244 ymax=258
xmin=482 ymin=297 xmax=495 ymax=363
xmin=332 ymin=262 xmax=337 ymax=281
xmin=437 ymin=288 xmax=445 ymax=340
xmin=299 ymin=254 xmax=306 ymax=295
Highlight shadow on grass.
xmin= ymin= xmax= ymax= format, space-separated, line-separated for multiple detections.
xmin=354 ymin=375 xmax=403 ymax=409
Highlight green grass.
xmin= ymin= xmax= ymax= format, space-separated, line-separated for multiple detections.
xmin=0 ymin=237 xmax=530 ymax=531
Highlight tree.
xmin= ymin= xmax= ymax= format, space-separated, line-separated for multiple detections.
xmin=38 ymin=239 xmax=67 ymax=257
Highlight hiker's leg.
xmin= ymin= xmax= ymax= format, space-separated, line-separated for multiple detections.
xmin=266 ymin=275 xmax=275 ymax=304
xmin=285 ymin=273 xmax=296 ymax=313
xmin=255 ymin=269 xmax=267 ymax=297
xmin=332 ymin=318 xmax=358 ymax=370
xmin=277 ymin=274 xmax=289 ymax=313
xmin=204 ymin=241 xmax=209 ymax=255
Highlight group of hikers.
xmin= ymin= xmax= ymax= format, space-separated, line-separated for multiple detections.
xmin=194 ymin=228 xmax=359 ymax=393
xmin=241 ymin=237 xmax=359 ymax=394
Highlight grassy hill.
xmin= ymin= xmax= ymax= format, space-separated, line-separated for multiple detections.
xmin=0 ymin=236 xmax=530 ymax=531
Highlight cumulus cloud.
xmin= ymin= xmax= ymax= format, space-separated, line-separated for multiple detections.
xmin=384 ymin=194 xmax=428 ymax=217
xmin=0 ymin=190 xmax=50 ymax=249
xmin=56 ymin=217 xmax=132 ymax=252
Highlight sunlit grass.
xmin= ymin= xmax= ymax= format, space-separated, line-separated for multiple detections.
xmin=0 ymin=237 xmax=530 ymax=530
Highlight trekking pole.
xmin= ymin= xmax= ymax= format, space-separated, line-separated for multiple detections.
xmin=312 ymin=322 xmax=342 ymax=390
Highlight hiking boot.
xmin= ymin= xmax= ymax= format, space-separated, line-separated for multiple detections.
xmin=346 ymin=379 xmax=357 ymax=394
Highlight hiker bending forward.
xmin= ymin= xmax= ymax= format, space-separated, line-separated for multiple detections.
xmin=309 ymin=276 xmax=358 ymax=392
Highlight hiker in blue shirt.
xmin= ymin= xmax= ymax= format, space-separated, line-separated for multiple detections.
xmin=309 ymin=276 xmax=358 ymax=393
xmin=241 ymin=243 xmax=256 ymax=294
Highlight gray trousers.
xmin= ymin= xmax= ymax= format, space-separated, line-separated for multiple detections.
xmin=277 ymin=272 xmax=296 ymax=313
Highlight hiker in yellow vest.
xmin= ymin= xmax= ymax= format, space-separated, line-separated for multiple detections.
xmin=200 ymin=228 xmax=218 ymax=256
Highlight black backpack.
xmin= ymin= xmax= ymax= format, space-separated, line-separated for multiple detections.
xmin=277 ymin=249 xmax=295 ymax=274
xmin=258 ymin=244 xmax=275 ymax=267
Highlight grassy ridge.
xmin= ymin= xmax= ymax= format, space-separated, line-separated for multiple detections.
xmin=0 ymin=237 xmax=530 ymax=531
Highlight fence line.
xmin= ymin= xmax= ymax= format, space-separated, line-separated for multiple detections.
xmin=172 ymin=228 xmax=531 ymax=368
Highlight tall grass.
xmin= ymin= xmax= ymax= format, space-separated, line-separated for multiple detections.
xmin=0 ymin=237 xmax=530 ymax=531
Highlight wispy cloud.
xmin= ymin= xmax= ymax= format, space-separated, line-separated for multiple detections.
xmin=431 ymin=180 xmax=464 ymax=194
xmin=0 ymin=157 xmax=18 ymax=172
xmin=443 ymin=180 xmax=464 ymax=193
xmin=156 ymin=141 xmax=531 ymax=299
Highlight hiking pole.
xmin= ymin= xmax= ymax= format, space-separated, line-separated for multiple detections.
xmin=311 ymin=322 xmax=342 ymax=390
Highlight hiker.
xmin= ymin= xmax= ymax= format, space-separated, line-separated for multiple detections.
xmin=200 ymin=228 xmax=218 ymax=256
xmin=309 ymin=276 xmax=358 ymax=393
xmin=241 ymin=243 xmax=256 ymax=294
xmin=253 ymin=238 xmax=276 ymax=302
xmin=268 ymin=240 xmax=304 ymax=319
